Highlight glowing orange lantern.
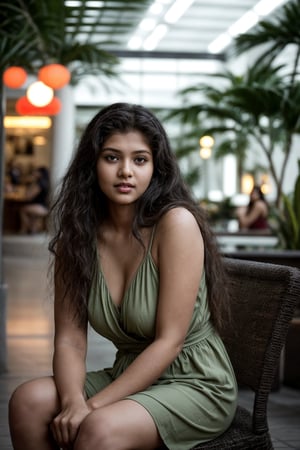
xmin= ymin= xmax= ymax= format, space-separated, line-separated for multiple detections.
xmin=38 ymin=63 xmax=71 ymax=89
xmin=3 ymin=66 xmax=27 ymax=88
xmin=16 ymin=96 xmax=61 ymax=116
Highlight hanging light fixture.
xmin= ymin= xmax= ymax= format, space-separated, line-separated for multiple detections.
xmin=3 ymin=66 xmax=27 ymax=88
xmin=16 ymin=96 xmax=61 ymax=116
xmin=199 ymin=135 xmax=214 ymax=160
xmin=38 ymin=63 xmax=71 ymax=89
xmin=26 ymin=81 xmax=54 ymax=107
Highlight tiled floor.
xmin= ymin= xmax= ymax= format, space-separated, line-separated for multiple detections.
xmin=1 ymin=234 xmax=300 ymax=449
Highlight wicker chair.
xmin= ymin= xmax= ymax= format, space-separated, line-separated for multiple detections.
xmin=191 ymin=257 xmax=300 ymax=450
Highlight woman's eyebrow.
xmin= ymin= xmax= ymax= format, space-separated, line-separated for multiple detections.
xmin=133 ymin=149 xmax=152 ymax=155
xmin=101 ymin=148 xmax=152 ymax=154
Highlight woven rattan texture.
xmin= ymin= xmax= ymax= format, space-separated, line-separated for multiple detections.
xmin=190 ymin=258 xmax=300 ymax=450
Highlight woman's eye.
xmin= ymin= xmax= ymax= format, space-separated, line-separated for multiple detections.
xmin=105 ymin=155 xmax=118 ymax=162
xmin=135 ymin=157 xmax=147 ymax=164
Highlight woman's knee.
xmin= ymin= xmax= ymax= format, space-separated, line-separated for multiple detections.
xmin=9 ymin=377 xmax=58 ymax=425
xmin=75 ymin=410 xmax=115 ymax=450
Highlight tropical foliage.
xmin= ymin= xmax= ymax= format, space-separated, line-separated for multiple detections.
xmin=0 ymin=0 xmax=150 ymax=82
xmin=272 ymin=160 xmax=300 ymax=249
xmin=167 ymin=0 xmax=300 ymax=208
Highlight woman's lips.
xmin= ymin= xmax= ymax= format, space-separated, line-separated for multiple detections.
xmin=115 ymin=183 xmax=134 ymax=193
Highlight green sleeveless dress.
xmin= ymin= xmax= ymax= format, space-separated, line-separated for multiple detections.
xmin=85 ymin=229 xmax=238 ymax=450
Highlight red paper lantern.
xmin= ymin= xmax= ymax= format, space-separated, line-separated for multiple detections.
xmin=38 ymin=63 xmax=71 ymax=89
xmin=3 ymin=66 xmax=27 ymax=88
xmin=16 ymin=96 xmax=61 ymax=116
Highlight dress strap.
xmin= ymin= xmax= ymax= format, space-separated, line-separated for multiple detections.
xmin=147 ymin=225 xmax=156 ymax=254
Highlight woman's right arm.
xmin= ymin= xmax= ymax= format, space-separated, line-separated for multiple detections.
xmin=237 ymin=201 xmax=266 ymax=229
xmin=51 ymin=264 xmax=90 ymax=447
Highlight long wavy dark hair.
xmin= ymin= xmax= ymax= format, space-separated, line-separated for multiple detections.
xmin=49 ymin=103 xmax=228 ymax=333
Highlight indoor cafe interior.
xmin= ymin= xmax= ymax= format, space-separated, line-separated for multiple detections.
xmin=1 ymin=1 xmax=300 ymax=449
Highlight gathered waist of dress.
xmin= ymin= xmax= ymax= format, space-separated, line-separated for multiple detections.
xmin=114 ymin=321 xmax=215 ymax=354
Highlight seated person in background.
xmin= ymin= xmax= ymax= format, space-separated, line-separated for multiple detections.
xmin=8 ymin=159 xmax=22 ymax=186
xmin=236 ymin=185 xmax=269 ymax=231
xmin=19 ymin=166 xmax=49 ymax=234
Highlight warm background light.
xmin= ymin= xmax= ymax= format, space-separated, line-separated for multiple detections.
xmin=241 ymin=173 xmax=254 ymax=194
xmin=16 ymin=96 xmax=61 ymax=116
xmin=199 ymin=135 xmax=214 ymax=148
xmin=38 ymin=63 xmax=71 ymax=89
xmin=3 ymin=66 xmax=27 ymax=88
xmin=260 ymin=173 xmax=271 ymax=194
xmin=4 ymin=116 xmax=52 ymax=129
xmin=199 ymin=135 xmax=214 ymax=159
xmin=26 ymin=81 xmax=54 ymax=107
xmin=199 ymin=147 xmax=212 ymax=159
xmin=33 ymin=136 xmax=47 ymax=146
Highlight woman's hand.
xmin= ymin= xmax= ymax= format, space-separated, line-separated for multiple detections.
xmin=51 ymin=398 xmax=91 ymax=449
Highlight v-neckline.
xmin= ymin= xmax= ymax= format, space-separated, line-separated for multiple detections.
xmin=98 ymin=226 xmax=156 ymax=310
xmin=101 ymin=255 xmax=147 ymax=311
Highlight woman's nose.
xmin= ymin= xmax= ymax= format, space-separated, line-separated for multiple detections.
xmin=118 ymin=161 xmax=132 ymax=177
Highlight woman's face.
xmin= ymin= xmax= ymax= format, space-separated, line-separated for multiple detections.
xmin=250 ymin=188 xmax=260 ymax=202
xmin=96 ymin=131 xmax=154 ymax=207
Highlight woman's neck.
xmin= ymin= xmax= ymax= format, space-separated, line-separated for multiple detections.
xmin=104 ymin=204 xmax=135 ymax=234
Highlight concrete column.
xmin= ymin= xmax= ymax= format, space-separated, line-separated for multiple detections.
xmin=51 ymin=85 xmax=76 ymax=198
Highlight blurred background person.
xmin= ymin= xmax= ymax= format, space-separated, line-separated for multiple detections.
xmin=8 ymin=159 xmax=22 ymax=187
xmin=19 ymin=166 xmax=50 ymax=234
xmin=236 ymin=185 xmax=270 ymax=231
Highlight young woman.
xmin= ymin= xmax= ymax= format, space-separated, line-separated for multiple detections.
xmin=9 ymin=103 xmax=237 ymax=450
xmin=237 ymin=185 xmax=269 ymax=231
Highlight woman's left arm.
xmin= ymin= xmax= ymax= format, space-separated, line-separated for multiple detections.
xmin=87 ymin=207 xmax=204 ymax=410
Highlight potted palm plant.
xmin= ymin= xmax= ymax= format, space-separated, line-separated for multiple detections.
xmin=166 ymin=0 xmax=300 ymax=210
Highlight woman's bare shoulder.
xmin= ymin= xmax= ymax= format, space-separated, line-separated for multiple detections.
xmin=158 ymin=206 xmax=199 ymax=230
xmin=152 ymin=207 xmax=204 ymax=268
xmin=154 ymin=207 xmax=203 ymax=251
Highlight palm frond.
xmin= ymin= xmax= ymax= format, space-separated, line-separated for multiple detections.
xmin=0 ymin=0 xmax=150 ymax=83
xmin=234 ymin=0 xmax=300 ymax=64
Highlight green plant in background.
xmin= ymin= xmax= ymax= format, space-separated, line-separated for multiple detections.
xmin=272 ymin=160 xmax=300 ymax=249
xmin=200 ymin=197 xmax=236 ymax=228
xmin=168 ymin=62 xmax=284 ymax=194
xmin=166 ymin=0 xmax=300 ymax=208
xmin=0 ymin=0 xmax=151 ymax=81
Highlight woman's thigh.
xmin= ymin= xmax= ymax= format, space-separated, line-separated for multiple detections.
xmin=75 ymin=399 xmax=163 ymax=450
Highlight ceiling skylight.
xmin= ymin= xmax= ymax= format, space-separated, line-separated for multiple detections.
xmin=127 ymin=0 xmax=194 ymax=51
xmin=208 ymin=0 xmax=289 ymax=54
xmin=164 ymin=0 xmax=195 ymax=24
